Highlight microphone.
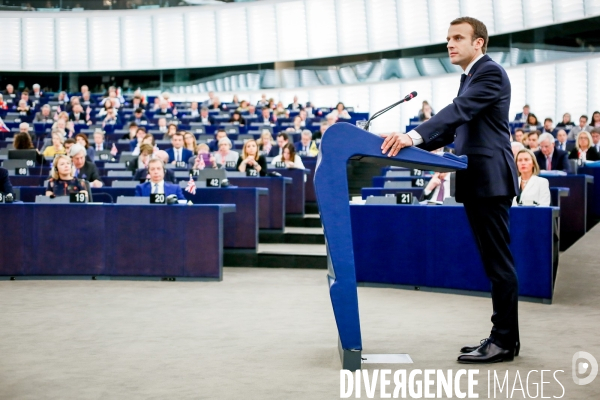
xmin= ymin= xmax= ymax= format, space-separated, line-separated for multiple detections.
xmin=363 ymin=91 xmax=417 ymax=131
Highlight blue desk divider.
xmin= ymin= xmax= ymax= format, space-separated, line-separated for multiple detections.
xmin=313 ymin=122 xmax=468 ymax=370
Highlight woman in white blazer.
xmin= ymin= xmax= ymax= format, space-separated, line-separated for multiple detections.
xmin=513 ymin=148 xmax=551 ymax=206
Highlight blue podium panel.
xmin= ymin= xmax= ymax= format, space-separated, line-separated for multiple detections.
xmin=0 ymin=205 xmax=29 ymax=276
xmin=270 ymin=168 xmax=307 ymax=215
xmin=314 ymin=122 xmax=467 ymax=369
xmin=228 ymin=177 xmax=289 ymax=230
xmin=351 ymin=205 xmax=556 ymax=300
xmin=578 ymin=166 xmax=600 ymax=218
xmin=302 ymin=158 xmax=318 ymax=203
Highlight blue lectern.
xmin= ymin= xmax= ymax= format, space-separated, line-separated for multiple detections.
xmin=314 ymin=122 xmax=468 ymax=370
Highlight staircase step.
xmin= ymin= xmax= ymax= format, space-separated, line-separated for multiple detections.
xmin=305 ymin=202 xmax=319 ymax=214
xmin=225 ymin=244 xmax=327 ymax=269
xmin=285 ymin=213 xmax=322 ymax=228
xmin=259 ymin=227 xmax=325 ymax=244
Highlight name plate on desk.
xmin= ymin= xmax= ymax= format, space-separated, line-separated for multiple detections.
xmin=0 ymin=193 xmax=4 ymax=203
xmin=190 ymin=169 xmax=200 ymax=176
xmin=274 ymin=161 xmax=286 ymax=168
xmin=225 ymin=161 xmax=237 ymax=169
xmin=15 ymin=167 xmax=28 ymax=176
xmin=396 ymin=192 xmax=413 ymax=204
xmin=206 ymin=178 xmax=221 ymax=187
xmin=246 ymin=169 xmax=258 ymax=177
xmin=411 ymin=168 xmax=423 ymax=176
xmin=150 ymin=193 xmax=166 ymax=204
xmin=175 ymin=161 xmax=187 ymax=168
xmin=69 ymin=193 xmax=86 ymax=203
xmin=412 ymin=178 xmax=425 ymax=187
xmin=99 ymin=153 xmax=110 ymax=161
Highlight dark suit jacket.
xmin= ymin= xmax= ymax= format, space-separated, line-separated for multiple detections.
xmin=555 ymin=140 xmax=574 ymax=153
xmin=414 ymin=55 xmax=518 ymax=202
xmin=0 ymin=167 xmax=13 ymax=195
xmin=568 ymin=146 xmax=600 ymax=161
xmin=165 ymin=148 xmax=193 ymax=164
xmin=135 ymin=181 xmax=185 ymax=200
xmin=268 ymin=146 xmax=283 ymax=158
xmin=69 ymin=112 xmax=87 ymax=123
xmin=134 ymin=168 xmax=176 ymax=183
xmin=534 ymin=149 xmax=570 ymax=172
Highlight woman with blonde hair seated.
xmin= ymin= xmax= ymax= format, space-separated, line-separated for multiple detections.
xmin=43 ymin=132 xmax=66 ymax=157
xmin=568 ymin=130 xmax=600 ymax=162
xmin=45 ymin=154 xmax=89 ymax=199
xmin=513 ymin=148 xmax=550 ymax=206
xmin=237 ymin=139 xmax=267 ymax=176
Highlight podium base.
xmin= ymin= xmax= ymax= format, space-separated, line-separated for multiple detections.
xmin=338 ymin=338 xmax=362 ymax=371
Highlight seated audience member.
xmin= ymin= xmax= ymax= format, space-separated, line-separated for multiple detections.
xmin=198 ymin=107 xmax=214 ymax=125
xmin=591 ymin=128 xmax=600 ymax=153
xmin=134 ymin=150 xmax=176 ymax=183
xmin=297 ymin=109 xmax=309 ymax=127
xmin=231 ymin=94 xmax=240 ymax=108
xmin=513 ymin=128 xmax=525 ymax=144
xmin=189 ymin=101 xmax=200 ymax=118
xmin=313 ymin=120 xmax=328 ymax=140
xmin=129 ymin=143 xmax=154 ymax=174
xmin=209 ymin=129 xmax=228 ymax=152
xmin=271 ymin=143 xmax=305 ymax=170
xmin=257 ymin=129 xmax=275 ymax=156
xmin=0 ymin=167 xmax=13 ymax=196
xmin=129 ymin=108 xmax=148 ymax=125
xmin=80 ymin=91 xmax=95 ymax=108
xmin=162 ymin=123 xmax=178 ymax=140
xmin=209 ymin=96 xmax=224 ymax=111
xmin=19 ymin=91 xmax=33 ymax=108
xmin=569 ymin=131 xmax=600 ymax=162
xmin=92 ymin=129 xmax=107 ymax=151
xmin=229 ymin=111 xmax=246 ymax=126
xmin=287 ymin=96 xmax=303 ymax=111
xmin=275 ymin=102 xmax=288 ymax=118
xmin=535 ymin=133 xmax=569 ymax=172
xmin=183 ymin=132 xmax=197 ymax=154
xmin=166 ymin=132 xmax=193 ymax=164
xmin=0 ymin=94 xmax=8 ymax=110
xmin=102 ymin=108 xmax=121 ymax=127
xmin=132 ymin=133 xmax=156 ymax=156
xmin=18 ymin=122 xmax=36 ymax=142
xmin=46 ymin=154 xmax=90 ymax=199
xmin=419 ymin=101 xmax=434 ymax=121
xmin=43 ymin=132 xmax=65 ymax=157
xmin=155 ymin=99 xmax=172 ymax=116
xmin=52 ymin=118 xmax=70 ymax=138
xmin=256 ymin=94 xmax=269 ymax=108
xmin=122 ymin=122 xmax=138 ymax=140
xmin=69 ymin=144 xmax=103 ymax=187
xmin=541 ymin=118 xmax=554 ymax=135
xmin=35 ymin=104 xmax=53 ymax=122
xmin=130 ymin=96 xmax=145 ymax=111
xmin=269 ymin=132 xmax=289 ymax=157
xmin=190 ymin=143 xmax=217 ymax=170
xmin=213 ymin=137 xmax=239 ymax=168
xmin=237 ymin=139 xmax=267 ymax=176
xmin=69 ymin=104 xmax=88 ymax=124
xmin=64 ymin=138 xmax=76 ymax=154
xmin=16 ymin=100 xmax=31 ymax=116
xmin=556 ymin=112 xmax=574 ymax=129
xmin=513 ymin=149 xmax=551 ymax=206
xmin=236 ymin=100 xmax=249 ymax=113
xmin=328 ymin=102 xmax=351 ymax=121
xmin=135 ymin=159 xmax=185 ymax=200
xmin=295 ymin=130 xmax=319 ymax=157
xmin=129 ymin=127 xmax=147 ymax=152
xmin=247 ymin=104 xmax=257 ymax=118
xmin=201 ymin=91 xmax=215 ymax=108
xmin=65 ymin=96 xmax=79 ymax=114
xmin=523 ymin=113 xmax=541 ymax=131
xmin=420 ymin=171 xmax=454 ymax=202
xmin=554 ymin=129 xmax=573 ymax=152
xmin=75 ymin=133 xmax=95 ymax=162
xmin=258 ymin=107 xmax=275 ymax=125
xmin=3 ymin=84 xmax=17 ymax=101
xmin=514 ymin=105 xmax=530 ymax=123
xmin=568 ymin=115 xmax=593 ymax=140
xmin=31 ymin=83 xmax=43 ymax=100
xmin=97 ymin=101 xmax=113 ymax=118
xmin=526 ymin=130 xmax=540 ymax=152
xmin=13 ymin=132 xmax=44 ymax=164
xmin=591 ymin=111 xmax=600 ymax=129
xmin=46 ymin=154 xmax=90 ymax=198
xmin=157 ymin=117 xmax=168 ymax=133
xmin=511 ymin=141 xmax=525 ymax=158
xmin=150 ymin=97 xmax=161 ymax=111
xmin=290 ymin=115 xmax=303 ymax=133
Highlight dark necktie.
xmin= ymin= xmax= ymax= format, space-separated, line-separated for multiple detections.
xmin=458 ymin=74 xmax=467 ymax=96
xmin=436 ymin=179 xmax=446 ymax=202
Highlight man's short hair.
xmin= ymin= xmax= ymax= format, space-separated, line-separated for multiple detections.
xmin=19 ymin=122 xmax=29 ymax=130
xmin=591 ymin=128 xmax=600 ymax=135
xmin=201 ymin=107 xmax=209 ymax=112
xmin=301 ymin=129 xmax=312 ymax=137
xmin=528 ymin=130 xmax=540 ymax=138
xmin=42 ymin=104 xmax=50 ymax=109
xmin=544 ymin=118 xmax=553 ymax=123
xmin=277 ymin=132 xmax=289 ymax=141
xmin=538 ymin=133 xmax=555 ymax=145
xmin=93 ymin=128 xmax=104 ymax=136
xmin=64 ymin=138 xmax=76 ymax=146
xmin=216 ymin=129 xmax=227 ymax=136
xmin=148 ymin=158 xmax=164 ymax=170
xmin=450 ymin=17 xmax=489 ymax=54
xmin=69 ymin=143 xmax=87 ymax=158
xmin=514 ymin=128 xmax=525 ymax=134
xmin=524 ymin=104 xmax=530 ymax=109
xmin=171 ymin=131 xmax=183 ymax=138
xmin=581 ymin=115 xmax=588 ymax=121
xmin=135 ymin=108 xmax=143 ymax=114
xmin=262 ymin=107 xmax=270 ymax=112
xmin=129 ymin=122 xmax=138 ymax=128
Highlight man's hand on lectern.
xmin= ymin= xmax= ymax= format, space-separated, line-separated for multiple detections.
xmin=381 ymin=132 xmax=413 ymax=157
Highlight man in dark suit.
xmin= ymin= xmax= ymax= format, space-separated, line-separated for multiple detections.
xmin=129 ymin=108 xmax=149 ymax=125
xmin=198 ymin=107 xmax=215 ymax=125
xmin=514 ymin=105 xmax=530 ymax=123
xmin=0 ymin=167 xmax=13 ymax=196
xmin=382 ymin=17 xmax=519 ymax=364
xmin=165 ymin=132 xmax=193 ymax=165
xmin=258 ymin=107 xmax=275 ymax=125
xmin=294 ymin=130 xmax=318 ymax=157
xmin=554 ymin=129 xmax=574 ymax=153
xmin=70 ymin=144 xmax=104 ymax=188
xmin=269 ymin=132 xmax=289 ymax=157
xmin=135 ymin=159 xmax=184 ymax=200
xmin=536 ymin=133 xmax=570 ymax=172
xmin=69 ymin=104 xmax=88 ymax=124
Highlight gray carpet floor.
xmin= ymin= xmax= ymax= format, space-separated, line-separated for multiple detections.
xmin=1 ymin=226 xmax=600 ymax=399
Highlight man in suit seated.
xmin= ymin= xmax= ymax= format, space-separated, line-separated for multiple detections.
xmin=80 ymin=91 xmax=96 ymax=108
xmin=567 ymin=115 xmax=593 ymax=141
xmin=133 ymin=150 xmax=177 ymax=183
xmin=135 ymin=158 xmax=184 ymax=200
xmin=209 ymin=129 xmax=227 ymax=152
xmin=419 ymin=171 xmax=455 ymax=203
xmin=514 ymin=104 xmax=530 ymax=123
xmin=69 ymin=144 xmax=103 ymax=188
xmin=268 ymin=132 xmax=289 ymax=157
xmin=287 ymin=95 xmax=303 ymax=111
xmin=535 ymin=132 xmax=569 ymax=172
xmin=541 ymin=118 xmax=554 ymax=135
xmin=129 ymin=108 xmax=149 ymax=125
xmin=69 ymin=104 xmax=89 ymax=124
xmin=294 ymin=130 xmax=318 ymax=157
xmin=0 ymin=167 xmax=13 ymax=196
xmin=554 ymin=129 xmax=573 ymax=153
xmin=155 ymin=99 xmax=173 ymax=117
xmin=35 ymin=104 xmax=53 ymax=123
xmin=165 ymin=132 xmax=193 ymax=165
xmin=198 ymin=107 xmax=215 ymax=125
xmin=258 ymin=107 xmax=275 ymax=125
xmin=591 ymin=128 xmax=600 ymax=154
xmin=525 ymin=130 xmax=540 ymax=152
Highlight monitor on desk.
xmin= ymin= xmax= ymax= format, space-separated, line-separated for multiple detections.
xmin=8 ymin=149 xmax=38 ymax=163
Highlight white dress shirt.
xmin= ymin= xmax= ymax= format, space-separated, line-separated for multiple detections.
xmin=408 ymin=54 xmax=486 ymax=146
xmin=151 ymin=180 xmax=165 ymax=194
xmin=422 ymin=177 xmax=451 ymax=202
xmin=173 ymin=147 xmax=183 ymax=162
